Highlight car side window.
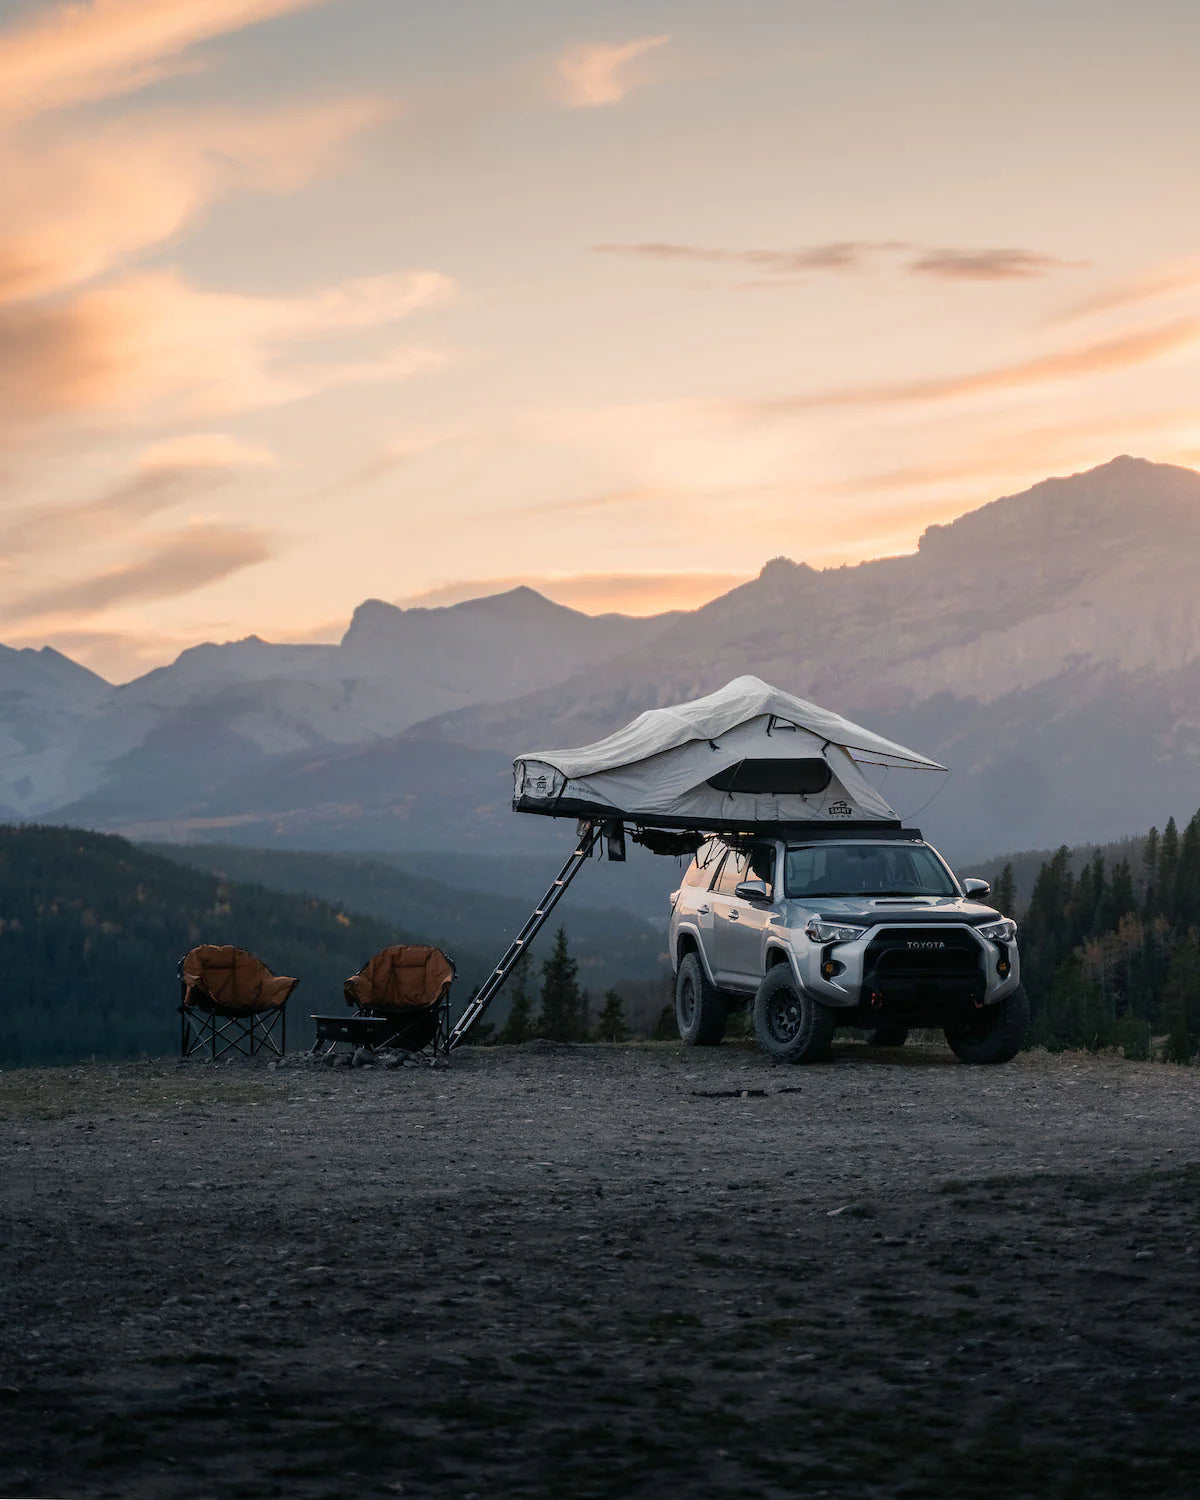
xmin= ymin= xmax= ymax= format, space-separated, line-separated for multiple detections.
xmin=713 ymin=849 xmax=750 ymax=896
xmin=683 ymin=838 xmax=723 ymax=887
xmin=682 ymin=858 xmax=707 ymax=888
xmin=748 ymin=844 xmax=775 ymax=892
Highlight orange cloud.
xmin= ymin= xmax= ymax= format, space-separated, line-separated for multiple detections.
xmin=0 ymin=98 xmax=391 ymax=306
xmin=0 ymin=434 xmax=276 ymax=556
xmin=743 ymin=318 xmax=1200 ymax=415
xmin=1055 ymin=260 xmax=1200 ymax=323
xmin=0 ymin=0 xmax=335 ymax=119
xmin=0 ymin=267 xmax=454 ymax=424
xmin=556 ymin=35 xmax=668 ymax=108
xmin=0 ymin=521 xmax=274 ymax=623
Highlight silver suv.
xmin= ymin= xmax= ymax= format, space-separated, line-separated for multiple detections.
xmin=669 ymin=829 xmax=1027 ymax=1064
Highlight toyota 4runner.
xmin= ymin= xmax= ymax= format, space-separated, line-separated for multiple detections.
xmin=669 ymin=828 xmax=1027 ymax=1064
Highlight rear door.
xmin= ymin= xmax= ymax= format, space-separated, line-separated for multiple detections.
xmin=677 ymin=838 xmax=724 ymax=975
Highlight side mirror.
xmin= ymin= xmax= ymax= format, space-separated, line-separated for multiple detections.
xmin=962 ymin=877 xmax=991 ymax=898
xmin=735 ymin=880 xmax=771 ymax=903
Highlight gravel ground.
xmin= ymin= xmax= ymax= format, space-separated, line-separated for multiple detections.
xmin=2 ymin=1039 xmax=1200 ymax=1500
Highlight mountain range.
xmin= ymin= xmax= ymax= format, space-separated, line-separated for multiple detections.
xmin=5 ymin=455 xmax=1200 ymax=867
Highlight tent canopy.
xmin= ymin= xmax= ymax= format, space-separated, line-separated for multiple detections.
xmin=513 ymin=676 xmax=946 ymax=830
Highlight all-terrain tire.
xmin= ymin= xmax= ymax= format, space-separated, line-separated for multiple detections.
xmin=753 ymin=966 xmax=836 ymax=1063
xmin=675 ymin=952 xmax=727 ymax=1046
xmin=944 ymin=984 xmax=1030 ymax=1065
xmin=870 ymin=1024 xmax=909 ymax=1048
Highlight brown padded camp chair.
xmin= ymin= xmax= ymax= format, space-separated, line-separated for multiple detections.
xmin=334 ymin=943 xmax=455 ymax=1058
xmin=179 ymin=944 xmax=298 ymax=1060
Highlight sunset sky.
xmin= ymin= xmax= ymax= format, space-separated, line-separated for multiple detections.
xmin=2 ymin=0 xmax=1200 ymax=679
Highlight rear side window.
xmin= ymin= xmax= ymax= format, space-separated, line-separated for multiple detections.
xmin=683 ymin=838 xmax=724 ymax=887
xmin=712 ymin=849 xmax=751 ymax=895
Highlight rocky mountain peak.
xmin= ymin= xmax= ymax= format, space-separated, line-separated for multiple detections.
xmin=918 ymin=455 xmax=1200 ymax=560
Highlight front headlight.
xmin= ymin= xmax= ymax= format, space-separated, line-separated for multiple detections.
xmin=977 ymin=917 xmax=1017 ymax=943
xmin=805 ymin=917 xmax=866 ymax=944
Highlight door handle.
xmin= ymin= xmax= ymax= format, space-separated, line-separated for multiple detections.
xmin=728 ymin=910 xmax=740 ymax=921
xmin=697 ymin=904 xmax=710 ymax=914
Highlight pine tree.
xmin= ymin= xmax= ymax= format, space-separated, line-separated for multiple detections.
xmin=1142 ymin=826 xmax=1159 ymax=916
xmin=1158 ymin=817 xmax=1180 ymax=923
xmin=537 ymin=928 xmax=583 ymax=1042
xmin=498 ymin=951 xmax=535 ymax=1045
xmin=1173 ymin=813 xmax=1200 ymax=931
xmin=1109 ymin=859 xmax=1135 ymax=924
xmin=991 ymin=863 xmax=1016 ymax=917
xmin=596 ymin=989 xmax=630 ymax=1042
xmin=1162 ymin=930 xmax=1200 ymax=1063
xmin=1022 ymin=846 xmax=1074 ymax=1001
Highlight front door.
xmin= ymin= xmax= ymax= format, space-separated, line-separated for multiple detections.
xmin=709 ymin=846 xmax=777 ymax=990
xmin=721 ymin=844 xmax=778 ymax=988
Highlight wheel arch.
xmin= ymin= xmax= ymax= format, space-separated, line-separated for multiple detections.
xmin=675 ymin=927 xmax=721 ymax=987
xmin=764 ymin=944 xmax=792 ymax=972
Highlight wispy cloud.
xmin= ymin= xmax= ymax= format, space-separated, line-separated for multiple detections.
xmin=739 ymin=318 xmax=1200 ymax=415
xmin=556 ymin=35 xmax=668 ymax=108
xmin=320 ymin=434 xmax=450 ymax=495
xmin=1055 ymin=260 xmax=1200 ymax=323
xmin=595 ymin=240 xmax=900 ymax=274
xmin=597 ymin=240 xmax=1084 ymax=284
xmin=0 ymin=98 xmax=391 ymax=307
xmin=0 ymin=433 xmax=275 ymax=556
xmin=0 ymin=0 xmax=335 ymax=120
xmin=0 ymin=267 xmax=454 ymax=425
xmin=0 ymin=521 xmax=274 ymax=623
xmin=908 ymin=247 xmax=1086 ymax=281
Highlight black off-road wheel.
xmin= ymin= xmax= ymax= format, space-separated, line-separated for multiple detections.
xmin=945 ymin=984 xmax=1030 ymax=1065
xmin=870 ymin=1024 xmax=909 ymax=1048
xmin=675 ymin=952 xmax=727 ymax=1046
xmin=753 ymin=966 xmax=836 ymax=1064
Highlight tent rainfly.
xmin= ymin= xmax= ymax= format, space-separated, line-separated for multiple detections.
xmin=512 ymin=675 xmax=947 ymax=831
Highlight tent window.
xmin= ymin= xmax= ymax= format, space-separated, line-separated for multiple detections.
xmin=707 ymin=758 xmax=833 ymax=795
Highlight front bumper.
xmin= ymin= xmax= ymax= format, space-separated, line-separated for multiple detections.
xmin=792 ymin=922 xmax=1020 ymax=1012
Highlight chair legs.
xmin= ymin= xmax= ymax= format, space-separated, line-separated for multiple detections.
xmin=180 ymin=1006 xmax=286 ymax=1060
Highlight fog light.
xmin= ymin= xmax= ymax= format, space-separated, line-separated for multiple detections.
xmin=997 ymin=959 xmax=1010 ymax=976
xmin=822 ymin=959 xmax=844 ymax=978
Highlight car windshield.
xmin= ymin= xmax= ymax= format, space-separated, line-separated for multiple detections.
xmin=785 ymin=842 xmax=957 ymax=898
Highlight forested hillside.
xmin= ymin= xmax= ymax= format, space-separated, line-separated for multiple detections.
xmin=0 ymin=825 xmax=422 ymax=1067
xmin=1002 ymin=808 xmax=1200 ymax=1058
xmin=0 ymin=826 xmax=669 ymax=1067
xmin=145 ymin=841 xmax=668 ymax=976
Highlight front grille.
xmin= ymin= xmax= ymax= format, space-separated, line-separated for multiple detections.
xmin=862 ymin=926 xmax=984 ymax=1000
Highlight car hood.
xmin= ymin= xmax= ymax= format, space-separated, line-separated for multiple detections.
xmin=785 ymin=895 xmax=1001 ymax=926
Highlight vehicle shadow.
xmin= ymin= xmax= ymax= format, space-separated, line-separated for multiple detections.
xmin=832 ymin=1040 xmax=961 ymax=1068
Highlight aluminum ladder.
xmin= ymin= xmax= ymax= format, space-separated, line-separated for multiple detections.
xmin=448 ymin=820 xmax=603 ymax=1048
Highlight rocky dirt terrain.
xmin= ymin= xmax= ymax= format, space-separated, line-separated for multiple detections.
xmin=2 ymin=1040 xmax=1200 ymax=1499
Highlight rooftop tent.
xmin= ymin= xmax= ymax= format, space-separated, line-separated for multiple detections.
xmin=512 ymin=676 xmax=947 ymax=830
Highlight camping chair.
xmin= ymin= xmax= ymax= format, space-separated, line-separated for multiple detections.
xmin=178 ymin=945 xmax=298 ymax=1060
xmin=312 ymin=944 xmax=455 ymax=1061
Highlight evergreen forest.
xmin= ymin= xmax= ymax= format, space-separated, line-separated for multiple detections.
xmin=1003 ymin=807 xmax=1200 ymax=1060
xmin=0 ymin=825 xmax=438 ymax=1066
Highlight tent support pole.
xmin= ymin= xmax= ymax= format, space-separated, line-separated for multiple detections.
xmin=448 ymin=820 xmax=603 ymax=1049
